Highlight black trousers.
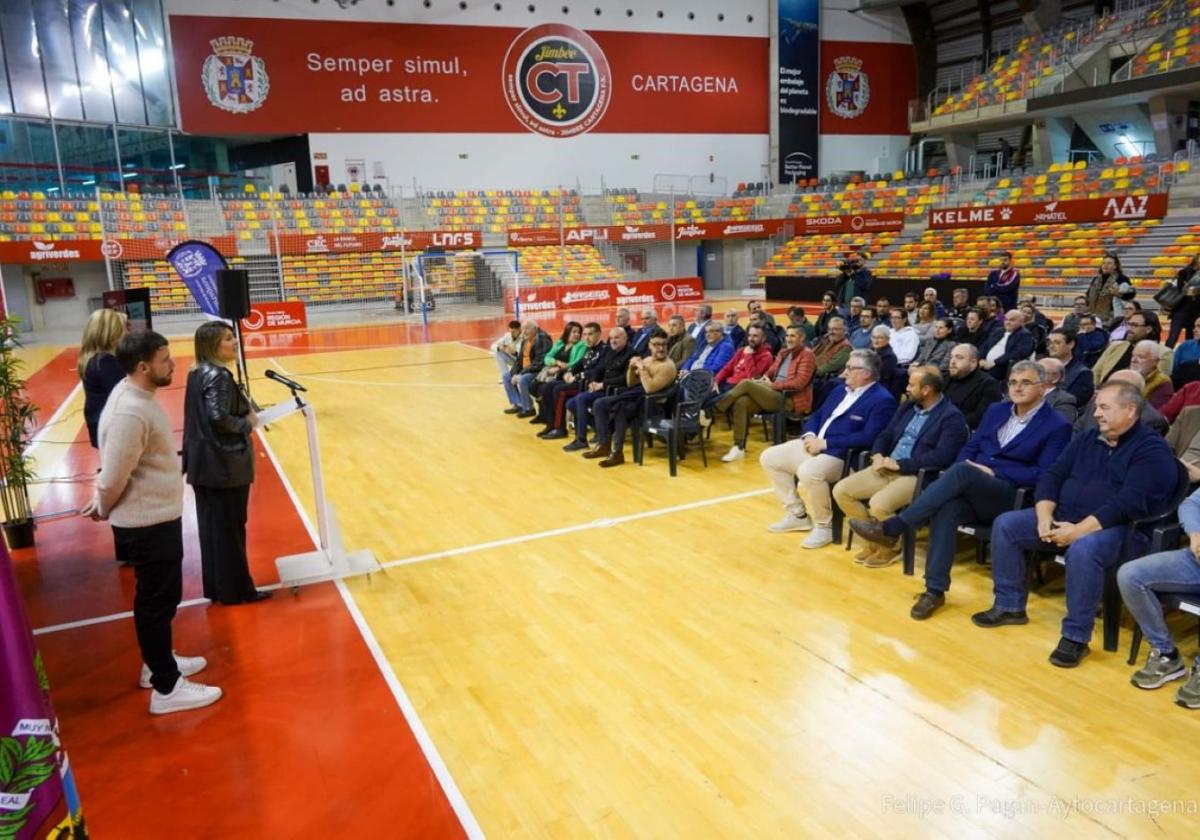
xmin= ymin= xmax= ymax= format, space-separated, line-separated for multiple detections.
xmin=112 ymin=518 xmax=183 ymax=694
xmin=194 ymin=484 xmax=256 ymax=605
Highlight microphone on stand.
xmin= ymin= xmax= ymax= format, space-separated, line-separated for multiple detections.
xmin=265 ymin=369 xmax=308 ymax=392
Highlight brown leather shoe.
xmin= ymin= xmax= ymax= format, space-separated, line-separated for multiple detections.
xmin=848 ymin=517 xmax=899 ymax=550
xmin=599 ymin=450 xmax=625 ymax=468
xmin=583 ymin=442 xmax=612 ymax=459
xmin=910 ymin=591 xmax=945 ymax=620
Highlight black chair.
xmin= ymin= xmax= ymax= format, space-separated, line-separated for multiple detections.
xmin=1036 ymin=461 xmax=1191 ymax=652
xmin=636 ymin=370 xmax=712 ymax=476
xmin=831 ymin=449 xmax=869 ymax=545
xmin=1125 ymin=521 xmax=1200 ymax=663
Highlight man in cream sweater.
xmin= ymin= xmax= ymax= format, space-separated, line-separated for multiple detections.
xmin=81 ymin=330 xmax=222 ymax=715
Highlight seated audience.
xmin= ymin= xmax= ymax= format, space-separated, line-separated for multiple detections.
xmin=922 ymin=287 xmax=947 ymax=318
xmin=1062 ymin=296 xmax=1093 ymax=334
xmin=1020 ymin=303 xmax=1049 ymax=356
xmin=948 ymin=288 xmax=970 ymax=321
xmin=956 ymin=308 xmax=990 ymax=350
xmin=630 ymin=310 xmax=659 ymax=356
xmin=874 ymin=297 xmax=891 ymax=320
xmin=615 ymin=308 xmax=635 ymax=342
xmin=850 ymin=307 xmax=877 ymax=349
xmin=680 ymin=323 xmax=735 ymax=376
xmin=832 ymin=366 xmax=968 ymax=568
xmin=912 ymin=318 xmax=955 ymax=374
xmin=563 ymin=328 xmax=636 ymax=452
xmin=976 ymin=381 xmax=1176 ymax=668
xmin=977 ymin=297 xmax=1004 ymax=342
xmin=716 ymin=327 xmax=817 ymax=462
xmin=811 ymin=317 xmax=854 ymax=408
xmin=985 ymin=251 xmax=1021 ymax=312
xmin=1019 ymin=294 xmax=1053 ymax=332
xmin=541 ymin=321 xmax=585 ymax=381
xmin=979 ymin=309 xmax=1034 ymax=381
xmin=902 ymin=292 xmax=920 ymax=326
xmin=759 ymin=349 xmax=897 ymax=549
xmin=747 ymin=299 xmax=776 ymax=329
xmin=490 ymin=320 xmax=522 ymax=384
xmin=1170 ymin=315 xmax=1200 ymax=387
xmin=723 ymin=309 xmax=747 ymax=349
xmin=850 ymin=361 xmax=1071 ymax=620
xmin=584 ymin=330 xmax=675 ymax=468
xmin=846 ymin=297 xmax=865 ymax=332
xmin=1107 ymin=301 xmax=1144 ymax=344
xmin=1130 ymin=340 xmax=1175 ymax=411
xmin=814 ymin=293 xmax=840 ymax=339
xmin=713 ymin=325 xmax=774 ymax=400
xmin=1162 ymin=380 xmax=1200 ymax=424
xmin=888 ymin=308 xmax=921 ymax=366
xmin=1074 ymin=369 xmax=1169 ymax=436
xmin=913 ymin=302 xmax=939 ymax=340
xmin=1117 ymin=483 xmax=1200 ymax=708
xmin=747 ymin=311 xmax=782 ymax=353
xmin=870 ymin=326 xmax=899 ymax=389
xmin=1044 ymin=328 xmax=1095 ymax=407
xmin=1074 ymin=310 xmax=1109 ymax=368
xmin=945 ymin=343 xmax=1005 ymax=428
xmin=536 ymin=322 xmax=606 ymax=439
xmin=687 ymin=304 xmax=716 ymax=341
xmin=504 ymin=320 xmax=552 ymax=417
xmin=787 ymin=305 xmax=816 ymax=342
xmin=665 ymin=315 xmax=696 ymax=367
xmin=1039 ymin=357 xmax=1078 ymax=423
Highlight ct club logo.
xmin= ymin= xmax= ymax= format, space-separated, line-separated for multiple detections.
xmin=203 ymin=36 xmax=270 ymax=114
xmin=502 ymin=24 xmax=611 ymax=138
xmin=826 ymin=56 xmax=870 ymax=119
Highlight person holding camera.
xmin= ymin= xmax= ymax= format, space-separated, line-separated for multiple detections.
xmin=835 ymin=251 xmax=873 ymax=309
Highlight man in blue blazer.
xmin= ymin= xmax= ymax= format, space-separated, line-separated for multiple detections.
xmin=978 ymin=309 xmax=1035 ymax=382
xmin=851 ymin=360 xmax=1071 ymax=620
xmin=833 ymin=365 xmax=970 ymax=567
xmin=680 ymin=323 xmax=734 ymax=376
xmin=759 ymin=348 xmax=897 ymax=549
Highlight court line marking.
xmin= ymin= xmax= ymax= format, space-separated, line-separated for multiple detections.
xmin=27 ymin=381 xmax=83 ymax=455
xmin=254 ymin=423 xmax=486 ymax=840
xmin=380 ymin=488 xmax=773 ymax=570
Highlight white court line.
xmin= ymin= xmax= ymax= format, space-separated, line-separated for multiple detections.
xmin=381 ymin=488 xmax=772 ymax=570
xmin=27 ymin=381 xmax=83 ymax=455
xmin=254 ymin=420 xmax=485 ymax=840
xmin=286 ymin=375 xmax=486 ymax=388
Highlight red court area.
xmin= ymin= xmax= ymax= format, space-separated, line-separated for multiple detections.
xmin=12 ymin=339 xmax=466 ymax=837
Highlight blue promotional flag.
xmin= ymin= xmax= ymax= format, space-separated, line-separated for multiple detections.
xmin=165 ymin=240 xmax=228 ymax=317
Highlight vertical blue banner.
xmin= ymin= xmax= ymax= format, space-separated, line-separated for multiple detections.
xmin=778 ymin=0 xmax=820 ymax=184
xmin=165 ymin=241 xmax=228 ymax=317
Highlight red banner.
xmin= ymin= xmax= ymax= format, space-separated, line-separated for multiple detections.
xmin=0 ymin=239 xmax=105 ymax=264
xmin=506 ymin=214 xmax=903 ymax=247
xmin=503 ymin=277 xmax=704 ymax=312
xmin=169 ymin=16 xmax=767 ymax=135
xmin=241 ymin=301 xmax=308 ymax=333
xmin=270 ymin=230 xmax=480 ymax=255
xmin=820 ymin=41 xmax=916 ymax=136
xmin=929 ymin=194 xmax=1169 ymax=229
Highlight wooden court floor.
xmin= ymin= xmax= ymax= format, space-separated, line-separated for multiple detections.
xmin=15 ymin=311 xmax=1200 ymax=837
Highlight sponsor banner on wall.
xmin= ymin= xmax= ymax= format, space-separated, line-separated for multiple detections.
xmin=928 ymin=194 xmax=1168 ymax=230
xmin=777 ymin=0 xmax=820 ymax=184
xmin=0 ymin=239 xmax=105 ymax=264
xmin=507 ymin=214 xmax=903 ymax=246
xmin=169 ymin=16 xmax=767 ymax=135
xmin=270 ymin=230 xmax=481 ymax=255
xmin=503 ymin=277 xmax=704 ymax=312
xmin=241 ymin=301 xmax=308 ymax=333
xmin=819 ymin=41 xmax=915 ymax=136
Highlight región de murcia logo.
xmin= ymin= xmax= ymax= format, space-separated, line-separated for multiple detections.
xmin=203 ymin=36 xmax=270 ymax=114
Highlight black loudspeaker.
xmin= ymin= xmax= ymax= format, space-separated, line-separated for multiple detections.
xmin=217 ymin=269 xmax=251 ymax=320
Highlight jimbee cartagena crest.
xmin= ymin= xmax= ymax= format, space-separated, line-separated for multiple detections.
xmin=502 ymin=24 xmax=611 ymax=137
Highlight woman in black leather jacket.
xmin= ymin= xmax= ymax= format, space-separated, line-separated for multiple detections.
xmin=183 ymin=322 xmax=269 ymax=605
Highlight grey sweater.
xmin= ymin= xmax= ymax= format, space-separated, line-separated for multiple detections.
xmin=94 ymin=378 xmax=184 ymax=528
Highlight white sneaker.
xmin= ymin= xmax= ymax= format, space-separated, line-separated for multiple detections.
xmin=148 ymin=676 xmax=223 ymax=716
xmin=768 ymin=513 xmax=812 ymax=533
xmin=699 ymin=409 xmax=712 ymax=428
xmin=801 ymin=526 xmax=834 ymax=549
xmin=139 ymin=652 xmax=208 ymax=689
xmin=721 ymin=445 xmax=745 ymax=463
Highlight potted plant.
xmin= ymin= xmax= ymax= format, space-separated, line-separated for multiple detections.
xmin=0 ymin=315 xmax=37 ymax=549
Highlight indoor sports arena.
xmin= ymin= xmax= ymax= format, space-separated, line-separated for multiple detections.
xmin=4 ymin=0 xmax=1200 ymax=836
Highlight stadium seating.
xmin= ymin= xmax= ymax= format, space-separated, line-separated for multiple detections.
xmin=222 ymin=191 xmax=401 ymax=236
xmin=1127 ymin=1 xmax=1200 ymax=79
xmin=0 ymin=191 xmax=102 ymax=240
xmin=787 ymin=176 xmax=941 ymax=221
xmin=961 ymin=159 xmax=1165 ymax=206
xmin=755 ymin=232 xmax=900 ymax=279
xmin=421 ymin=188 xmax=582 ymax=233
xmin=518 ymin=245 xmax=621 ymax=285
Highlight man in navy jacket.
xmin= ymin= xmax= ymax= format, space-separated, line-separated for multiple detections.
xmin=979 ymin=310 xmax=1035 ymax=381
xmin=975 ymin=380 xmax=1178 ymax=667
xmin=833 ymin=365 xmax=969 ymax=567
xmin=851 ymin=361 xmax=1071 ymax=620
xmin=760 ymin=349 xmax=897 ymax=549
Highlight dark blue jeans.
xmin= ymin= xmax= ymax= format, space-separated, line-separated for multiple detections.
xmin=567 ymin=388 xmax=607 ymax=443
xmin=990 ymin=508 xmax=1143 ymax=644
xmin=897 ymin=462 xmax=1018 ymax=594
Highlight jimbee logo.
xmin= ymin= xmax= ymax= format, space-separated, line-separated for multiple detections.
xmin=502 ymin=24 xmax=611 ymax=138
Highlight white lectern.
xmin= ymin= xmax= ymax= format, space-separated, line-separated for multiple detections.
xmin=259 ymin=391 xmax=380 ymax=591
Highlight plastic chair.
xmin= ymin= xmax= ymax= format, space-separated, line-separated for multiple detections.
xmin=636 ymin=370 xmax=713 ymax=476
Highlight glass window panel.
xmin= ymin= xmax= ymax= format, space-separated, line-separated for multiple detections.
xmin=0 ymin=117 xmax=60 ymax=193
xmin=0 ymin=20 xmax=14 ymax=114
xmin=69 ymin=0 xmax=114 ymax=123
xmin=35 ymin=0 xmax=84 ymax=120
xmin=57 ymin=121 xmax=120 ymax=193
xmin=101 ymin=0 xmax=144 ymax=124
xmin=130 ymin=0 xmax=169 ymax=126
xmin=0 ymin=0 xmax=48 ymax=116
xmin=117 ymin=126 xmax=172 ymax=192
